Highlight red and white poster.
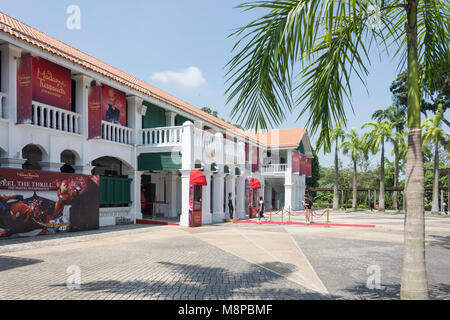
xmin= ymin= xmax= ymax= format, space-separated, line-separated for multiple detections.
xmin=88 ymin=85 xmax=102 ymax=139
xmin=0 ymin=168 xmax=100 ymax=239
xmin=16 ymin=56 xmax=33 ymax=124
xmin=100 ymin=85 xmax=127 ymax=126
xmin=31 ymin=57 xmax=72 ymax=110
xmin=17 ymin=56 xmax=72 ymax=124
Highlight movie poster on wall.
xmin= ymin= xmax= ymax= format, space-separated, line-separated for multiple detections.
xmin=0 ymin=168 xmax=99 ymax=239
xmin=100 ymin=85 xmax=127 ymax=126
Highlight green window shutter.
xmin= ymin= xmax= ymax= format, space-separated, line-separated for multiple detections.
xmin=298 ymin=141 xmax=305 ymax=155
xmin=142 ymin=101 xmax=166 ymax=129
xmin=99 ymin=176 xmax=132 ymax=205
xmin=138 ymin=152 xmax=182 ymax=171
xmin=175 ymin=115 xmax=190 ymax=126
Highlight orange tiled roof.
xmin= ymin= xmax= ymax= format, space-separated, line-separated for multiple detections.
xmin=248 ymin=128 xmax=306 ymax=149
xmin=0 ymin=11 xmax=306 ymax=149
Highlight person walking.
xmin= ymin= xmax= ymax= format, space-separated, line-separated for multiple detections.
xmin=228 ymin=193 xmax=234 ymax=220
xmin=302 ymin=194 xmax=314 ymax=224
xmin=258 ymin=196 xmax=265 ymax=223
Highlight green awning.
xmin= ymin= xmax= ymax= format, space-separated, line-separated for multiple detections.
xmin=138 ymin=152 xmax=182 ymax=171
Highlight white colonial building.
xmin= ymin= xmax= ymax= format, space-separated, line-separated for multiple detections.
xmin=0 ymin=11 xmax=314 ymax=227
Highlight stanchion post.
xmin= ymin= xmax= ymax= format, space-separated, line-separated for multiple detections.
xmin=288 ymin=207 xmax=291 ymax=223
xmin=270 ymin=209 xmax=272 ymax=222
xmin=281 ymin=207 xmax=284 ymax=224
xmin=326 ymin=208 xmax=330 ymax=225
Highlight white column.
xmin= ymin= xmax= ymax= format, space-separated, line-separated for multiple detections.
xmin=0 ymin=44 xmax=23 ymax=167
xmin=284 ymin=150 xmax=293 ymax=210
xmin=167 ymin=172 xmax=178 ymax=218
xmin=127 ymin=95 xmax=144 ymax=145
xmin=202 ymin=172 xmax=212 ymax=224
xmin=225 ymin=174 xmax=236 ymax=219
xmin=212 ymin=173 xmax=226 ymax=222
xmin=180 ymin=170 xmax=191 ymax=227
xmin=131 ymin=170 xmax=143 ymax=222
xmin=179 ymin=121 xmax=195 ymax=227
xmin=236 ymin=176 xmax=246 ymax=219
xmin=165 ymin=111 xmax=176 ymax=127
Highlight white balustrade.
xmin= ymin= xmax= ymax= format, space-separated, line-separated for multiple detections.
xmin=262 ymin=164 xmax=288 ymax=174
xmin=101 ymin=121 xmax=134 ymax=145
xmin=0 ymin=92 xmax=6 ymax=119
xmin=140 ymin=126 xmax=183 ymax=146
xmin=224 ymin=138 xmax=236 ymax=164
xmin=31 ymin=101 xmax=81 ymax=134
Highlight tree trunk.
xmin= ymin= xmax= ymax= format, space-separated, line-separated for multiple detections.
xmin=379 ymin=138 xmax=385 ymax=211
xmin=352 ymin=160 xmax=357 ymax=209
xmin=401 ymin=0 xmax=429 ymax=300
xmin=333 ymin=142 xmax=339 ymax=210
xmin=431 ymin=141 xmax=440 ymax=214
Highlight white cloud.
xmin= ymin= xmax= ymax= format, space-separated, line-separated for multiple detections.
xmin=150 ymin=66 xmax=205 ymax=88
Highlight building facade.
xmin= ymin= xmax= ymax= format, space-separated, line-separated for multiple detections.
xmin=0 ymin=12 xmax=314 ymax=228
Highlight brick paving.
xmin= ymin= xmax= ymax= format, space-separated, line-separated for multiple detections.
xmin=0 ymin=212 xmax=449 ymax=300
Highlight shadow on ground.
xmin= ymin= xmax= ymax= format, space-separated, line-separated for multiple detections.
xmin=50 ymin=261 xmax=339 ymax=300
xmin=0 ymin=256 xmax=43 ymax=272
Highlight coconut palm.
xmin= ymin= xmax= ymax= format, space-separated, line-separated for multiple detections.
xmin=226 ymin=0 xmax=448 ymax=299
xmin=317 ymin=119 xmax=347 ymax=210
xmin=422 ymin=105 xmax=450 ymax=213
xmin=362 ymin=120 xmax=395 ymax=211
xmin=341 ymin=129 xmax=365 ymax=209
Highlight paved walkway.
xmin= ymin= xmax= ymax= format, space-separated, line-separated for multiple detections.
xmin=0 ymin=211 xmax=449 ymax=300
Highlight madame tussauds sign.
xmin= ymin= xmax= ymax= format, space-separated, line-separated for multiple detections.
xmin=17 ymin=56 xmax=72 ymax=124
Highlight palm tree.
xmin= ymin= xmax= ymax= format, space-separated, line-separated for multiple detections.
xmin=385 ymin=106 xmax=407 ymax=210
xmin=362 ymin=120 xmax=395 ymax=211
xmin=341 ymin=129 xmax=364 ymax=210
xmin=318 ymin=119 xmax=346 ymax=210
xmin=422 ymin=105 xmax=450 ymax=213
xmin=226 ymin=0 xmax=448 ymax=299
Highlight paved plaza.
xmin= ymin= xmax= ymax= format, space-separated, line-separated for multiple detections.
xmin=0 ymin=211 xmax=449 ymax=300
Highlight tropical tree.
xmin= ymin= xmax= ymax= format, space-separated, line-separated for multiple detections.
xmin=362 ymin=120 xmax=395 ymax=211
xmin=341 ymin=129 xmax=365 ymax=209
xmin=226 ymin=0 xmax=448 ymax=299
xmin=372 ymin=106 xmax=407 ymax=210
xmin=317 ymin=119 xmax=346 ymax=210
xmin=422 ymin=105 xmax=450 ymax=213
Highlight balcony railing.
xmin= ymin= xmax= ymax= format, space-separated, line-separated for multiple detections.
xmin=0 ymin=92 xmax=6 ymax=119
xmin=139 ymin=126 xmax=183 ymax=147
xmin=261 ymin=164 xmax=288 ymax=174
xmin=101 ymin=121 xmax=134 ymax=145
xmin=31 ymin=101 xmax=81 ymax=134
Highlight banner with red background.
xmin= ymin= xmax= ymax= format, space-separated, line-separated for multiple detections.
xmin=300 ymin=156 xmax=306 ymax=175
xmin=0 ymin=168 xmax=99 ymax=239
xmin=306 ymin=158 xmax=312 ymax=177
xmin=100 ymin=85 xmax=127 ymax=126
xmin=17 ymin=56 xmax=72 ymax=124
xmin=88 ymin=86 xmax=102 ymax=139
xmin=292 ymin=152 xmax=300 ymax=174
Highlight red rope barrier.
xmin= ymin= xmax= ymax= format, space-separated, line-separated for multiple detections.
xmin=311 ymin=208 xmax=328 ymax=218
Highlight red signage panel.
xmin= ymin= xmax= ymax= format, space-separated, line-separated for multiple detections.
xmin=306 ymin=158 xmax=312 ymax=177
xmin=300 ymin=156 xmax=306 ymax=175
xmin=0 ymin=168 xmax=100 ymax=239
xmin=31 ymin=57 xmax=72 ymax=110
xmin=88 ymin=86 xmax=102 ymax=139
xmin=16 ymin=56 xmax=33 ymax=124
xmin=101 ymin=85 xmax=127 ymax=126
xmin=292 ymin=152 xmax=300 ymax=174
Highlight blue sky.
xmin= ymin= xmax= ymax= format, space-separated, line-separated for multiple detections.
xmin=2 ymin=0 xmax=446 ymax=168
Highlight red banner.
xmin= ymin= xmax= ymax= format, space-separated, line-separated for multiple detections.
xmin=101 ymin=85 xmax=127 ymax=126
xmin=16 ymin=56 xmax=33 ymax=124
xmin=88 ymin=86 xmax=102 ymax=139
xmin=306 ymin=158 xmax=312 ymax=177
xmin=0 ymin=168 xmax=99 ymax=239
xmin=300 ymin=156 xmax=306 ymax=175
xmin=292 ymin=152 xmax=300 ymax=174
xmin=32 ymin=57 xmax=72 ymax=110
